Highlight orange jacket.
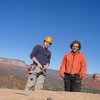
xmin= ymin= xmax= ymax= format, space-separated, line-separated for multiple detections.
xmin=60 ymin=52 xmax=87 ymax=78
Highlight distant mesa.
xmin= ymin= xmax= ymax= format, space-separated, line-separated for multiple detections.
xmin=0 ymin=57 xmax=26 ymax=66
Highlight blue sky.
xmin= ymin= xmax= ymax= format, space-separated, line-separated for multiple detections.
xmin=0 ymin=0 xmax=100 ymax=74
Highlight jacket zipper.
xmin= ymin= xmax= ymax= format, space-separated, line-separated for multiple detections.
xmin=70 ymin=54 xmax=75 ymax=74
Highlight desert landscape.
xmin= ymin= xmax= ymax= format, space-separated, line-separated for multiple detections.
xmin=0 ymin=57 xmax=100 ymax=100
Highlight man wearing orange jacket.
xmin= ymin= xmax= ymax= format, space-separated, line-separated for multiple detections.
xmin=60 ymin=40 xmax=87 ymax=92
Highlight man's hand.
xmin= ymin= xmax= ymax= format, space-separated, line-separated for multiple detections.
xmin=32 ymin=57 xmax=43 ymax=69
xmin=60 ymin=74 xmax=64 ymax=78
xmin=42 ymin=63 xmax=49 ymax=70
xmin=38 ymin=63 xmax=43 ymax=69
xmin=42 ymin=66 xmax=47 ymax=70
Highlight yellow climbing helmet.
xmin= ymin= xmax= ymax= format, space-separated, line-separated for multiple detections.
xmin=44 ymin=37 xmax=53 ymax=44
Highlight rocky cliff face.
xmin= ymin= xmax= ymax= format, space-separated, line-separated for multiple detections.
xmin=88 ymin=73 xmax=100 ymax=81
xmin=84 ymin=74 xmax=100 ymax=81
xmin=82 ymin=74 xmax=100 ymax=91
xmin=0 ymin=57 xmax=26 ymax=66
xmin=0 ymin=57 xmax=27 ymax=80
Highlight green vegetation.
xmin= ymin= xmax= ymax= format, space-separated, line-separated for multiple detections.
xmin=81 ymin=88 xmax=100 ymax=94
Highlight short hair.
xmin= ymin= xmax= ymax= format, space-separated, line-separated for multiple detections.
xmin=70 ymin=40 xmax=81 ymax=50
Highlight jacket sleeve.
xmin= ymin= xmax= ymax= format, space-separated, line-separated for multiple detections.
xmin=59 ymin=55 xmax=67 ymax=78
xmin=80 ymin=55 xmax=87 ymax=78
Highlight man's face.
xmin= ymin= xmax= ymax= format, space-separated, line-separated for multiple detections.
xmin=72 ymin=43 xmax=79 ymax=53
xmin=44 ymin=41 xmax=51 ymax=48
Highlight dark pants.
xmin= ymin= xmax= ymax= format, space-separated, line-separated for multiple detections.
xmin=63 ymin=73 xmax=81 ymax=92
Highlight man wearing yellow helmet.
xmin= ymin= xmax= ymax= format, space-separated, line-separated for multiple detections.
xmin=25 ymin=37 xmax=52 ymax=91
